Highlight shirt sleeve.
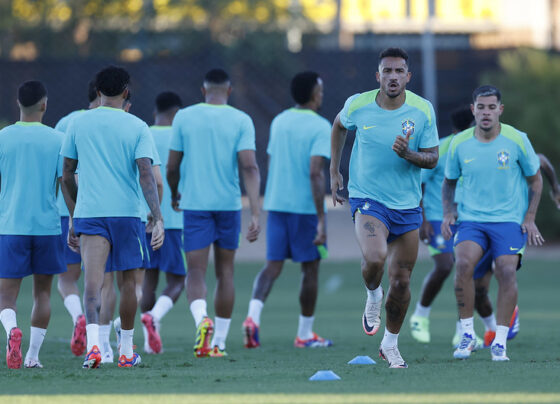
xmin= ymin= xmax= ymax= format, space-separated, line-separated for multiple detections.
xmin=444 ymin=139 xmax=461 ymax=180
xmin=339 ymin=94 xmax=358 ymax=131
xmin=310 ymin=119 xmax=331 ymax=158
xmin=419 ymin=101 xmax=439 ymax=149
xmin=135 ymin=124 xmax=155 ymax=162
xmin=169 ymin=113 xmax=184 ymax=152
xmin=148 ymin=131 xmax=161 ymax=166
xmin=518 ymin=133 xmax=540 ymax=177
xmin=54 ymin=116 xmax=67 ymax=133
xmin=237 ymin=114 xmax=256 ymax=152
xmin=61 ymin=120 xmax=78 ymax=159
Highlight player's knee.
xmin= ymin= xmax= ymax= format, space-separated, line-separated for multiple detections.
xmin=389 ymin=276 xmax=410 ymax=294
xmin=455 ymin=258 xmax=474 ymax=279
xmin=362 ymin=253 xmax=385 ymax=271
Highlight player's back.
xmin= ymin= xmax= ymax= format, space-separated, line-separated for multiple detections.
xmin=0 ymin=122 xmax=63 ymax=235
xmin=63 ymin=106 xmax=154 ymax=219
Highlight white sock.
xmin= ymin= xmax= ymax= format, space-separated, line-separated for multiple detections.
xmin=381 ymin=328 xmax=399 ymax=347
xmin=0 ymin=308 xmax=17 ymax=338
xmin=455 ymin=320 xmax=462 ymax=335
xmin=190 ymin=299 xmax=207 ymax=327
xmin=99 ymin=323 xmax=112 ymax=352
xmin=120 ymin=328 xmax=134 ymax=358
xmin=460 ymin=317 xmax=475 ymax=337
xmin=86 ymin=323 xmax=99 ymax=352
xmin=25 ymin=327 xmax=46 ymax=361
xmin=493 ymin=325 xmax=509 ymax=348
xmin=150 ymin=295 xmax=173 ymax=322
xmin=63 ymin=294 xmax=83 ymax=325
xmin=297 ymin=315 xmax=314 ymax=340
xmin=366 ymin=285 xmax=383 ymax=303
xmin=210 ymin=316 xmax=231 ymax=350
xmin=481 ymin=314 xmax=497 ymax=331
xmin=247 ymin=299 xmax=264 ymax=326
xmin=413 ymin=302 xmax=431 ymax=318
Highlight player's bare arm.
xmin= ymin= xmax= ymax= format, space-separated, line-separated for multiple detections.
xmin=538 ymin=153 xmax=560 ymax=209
xmin=310 ymin=155 xmax=327 ymax=245
xmin=330 ymin=114 xmax=347 ymax=206
xmin=392 ymin=134 xmax=439 ymax=168
xmin=238 ymin=149 xmax=261 ymax=243
xmin=61 ymin=157 xmax=79 ymax=216
xmin=441 ymin=177 xmax=458 ymax=240
xmin=138 ymin=157 xmax=165 ymax=250
xmin=166 ymin=150 xmax=183 ymax=212
xmin=419 ymin=185 xmax=434 ymax=243
xmin=523 ymin=171 xmax=544 ymax=246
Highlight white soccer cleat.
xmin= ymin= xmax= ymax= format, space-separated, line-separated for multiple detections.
xmin=491 ymin=343 xmax=510 ymax=362
xmin=453 ymin=333 xmax=477 ymax=359
xmin=101 ymin=343 xmax=114 ymax=363
xmin=362 ymin=288 xmax=383 ymax=336
xmin=379 ymin=345 xmax=408 ymax=368
xmin=24 ymin=358 xmax=43 ymax=368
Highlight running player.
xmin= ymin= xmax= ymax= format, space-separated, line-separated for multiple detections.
xmin=0 ymin=81 xmax=65 ymax=368
xmin=167 ymin=68 xmax=261 ymax=357
xmin=140 ymin=91 xmax=186 ymax=354
xmin=330 ymin=48 xmax=439 ymax=368
xmin=243 ymin=71 xmax=331 ymax=349
xmin=442 ymin=85 xmax=543 ymax=361
xmin=61 ymin=65 xmax=164 ymax=368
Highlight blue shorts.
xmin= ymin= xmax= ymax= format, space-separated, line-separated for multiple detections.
xmin=73 ymin=217 xmax=144 ymax=272
xmin=455 ymin=221 xmax=526 ymax=270
xmin=473 ymin=249 xmax=494 ymax=280
xmin=350 ymin=198 xmax=423 ymax=243
xmin=183 ymin=210 xmax=241 ymax=252
xmin=60 ymin=216 xmax=82 ymax=265
xmin=426 ymin=220 xmax=456 ymax=256
xmin=139 ymin=222 xmax=151 ymax=269
xmin=147 ymin=229 xmax=186 ymax=276
xmin=266 ymin=211 xmax=328 ymax=262
xmin=0 ymin=235 xmax=65 ymax=278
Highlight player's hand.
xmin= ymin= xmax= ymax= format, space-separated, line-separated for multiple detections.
xmin=392 ymin=131 xmax=412 ymax=158
xmin=171 ymin=192 xmax=182 ymax=212
xmin=522 ymin=220 xmax=544 ymax=246
xmin=145 ymin=213 xmax=155 ymax=233
xmin=313 ymin=218 xmax=327 ymax=246
xmin=246 ymin=215 xmax=260 ymax=243
xmin=441 ymin=213 xmax=456 ymax=241
xmin=67 ymin=219 xmax=80 ymax=254
xmin=330 ymin=171 xmax=345 ymax=206
xmin=150 ymin=219 xmax=165 ymax=250
xmin=419 ymin=220 xmax=434 ymax=244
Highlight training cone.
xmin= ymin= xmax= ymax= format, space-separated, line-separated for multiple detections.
xmin=348 ymin=355 xmax=376 ymax=365
xmin=309 ymin=370 xmax=341 ymax=381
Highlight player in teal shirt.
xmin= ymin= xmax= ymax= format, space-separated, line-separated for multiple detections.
xmin=61 ymin=66 xmax=164 ymax=369
xmin=330 ymin=48 xmax=439 ymax=368
xmin=243 ymin=72 xmax=332 ymax=349
xmin=442 ymin=85 xmax=543 ymax=362
xmin=0 ymin=81 xmax=65 ymax=369
xmin=168 ymin=69 xmax=261 ymax=357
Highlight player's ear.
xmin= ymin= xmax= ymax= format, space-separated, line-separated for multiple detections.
xmin=40 ymin=97 xmax=47 ymax=112
xmin=498 ymin=103 xmax=504 ymax=116
xmin=200 ymin=86 xmax=206 ymax=97
xmin=227 ymin=85 xmax=233 ymax=97
xmin=375 ymin=71 xmax=380 ymax=83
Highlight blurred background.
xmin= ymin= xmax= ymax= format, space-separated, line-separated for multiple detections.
xmin=1 ymin=0 xmax=559 ymax=240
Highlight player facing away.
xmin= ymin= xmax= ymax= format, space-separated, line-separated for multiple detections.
xmin=0 ymin=81 xmax=65 ymax=369
xmin=54 ymin=80 xmax=100 ymax=357
xmin=243 ymin=71 xmax=332 ymax=349
xmin=140 ymin=91 xmax=186 ymax=354
xmin=330 ymin=48 xmax=439 ymax=368
xmin=61 ymin=66 xmax=164 ymax=368
xmin=442 ymin=85 xmax=543 ymax=361
xmin=167 ymin=68 xmax=261 ymax=357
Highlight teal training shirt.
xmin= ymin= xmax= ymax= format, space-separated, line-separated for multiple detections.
xmin=170 ymin=103 xmax=256 ymax=211
xmin=339 ymin=90 xmax=439 ymax=209
xmin=421 ymin=134 xmax=454 ymax=221
xmin=263 ymin=108 xmax=331 ymax=214
xmin=445 ymin=125 xmax=540 ymax=224
xmin=0 ymin=122 xmax=63 ymax=235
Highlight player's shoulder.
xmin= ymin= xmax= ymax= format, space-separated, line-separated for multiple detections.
xmin=449 ymin=127 xmax=475 ymax=155
xmin=345 ymin=90 xmax=379 ymax=116
xmin=500 ymin=123 xmax=530 ymax=151
xmin=404 ymin=90 xmax=435 ymax=123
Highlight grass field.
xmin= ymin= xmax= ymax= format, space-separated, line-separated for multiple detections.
xmin=1 ymin=257 xmax=559 ymax=402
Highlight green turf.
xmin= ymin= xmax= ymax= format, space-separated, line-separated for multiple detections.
xmin=1 ymin=258 xmax=559 ymax=398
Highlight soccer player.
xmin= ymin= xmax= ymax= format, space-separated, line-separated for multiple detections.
xmin=442 ymin=85 xmax=543 ymax=361
xmin=538 ymin=153 xmax=560 ymax=209
xmin=0 ymin=81 xmax=65 ymax=368
xmin=167 ymin=68 xmax=261 ymax=357
xmin=330 ymin=48 xmax=439 ymax=368
xmin=61 ymin=66 xmax=164 ymax=368
xmin=243 ymin=71 xmax=332 ymax=349
xmin=54 ymin=80 xmax=100 ymax=357
xmin=140 ymin=91 xmax=186 ymax=354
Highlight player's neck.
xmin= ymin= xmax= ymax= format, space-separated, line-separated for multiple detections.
xmin=19 ymin=112 xmax=43 ymax=123
xmin=204 ymin=94 xmax=228 ymax=105
xmin=295 ymin=102 xmax=317 ymax=112
xmin=474 ymin=123 xmax=501 ymax=142
xmin=154 ymin=115 xmax=172 ymax=126
xmin=375 ymin=90 xmax=405 ymax=111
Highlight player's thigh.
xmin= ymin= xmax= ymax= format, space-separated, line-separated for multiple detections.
xmin=494 ymin=254 xmax=519 ymax=280
xmin=185 ymin=246 xmax=211 ymax=272
xmin=454 ymin=240 xmax=484 ymax=278
xmin=354 ymin=212 xmax=389 ymax=263
xmin=80 ymin=235 xmax=111 ymax=288
xmin=213 ymin=245 xmax=235 ymax=278
xmin=387 ymin=229 xmax=419 ymax=281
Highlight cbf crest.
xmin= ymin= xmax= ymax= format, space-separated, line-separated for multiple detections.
xmin=401 ymin=119 xmax=415 ymax=137
xmin=497 ymin=150 xmax=510 ymax=169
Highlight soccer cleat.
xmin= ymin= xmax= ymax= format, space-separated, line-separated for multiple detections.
xmin=82 ymin=345 xmax=102 ymax=369
xmin=379 ymin=345 xmax=408 ymax=368
xmin=71 ymin=314 xmax=87 ymax=356
xmin=114 ymin=317 xmax=122 ymax=349
xmin=409 ymin=315 xmax=430 ymax=343
xmin=24 ymin=358 xmax=43 ymax=368
xmin=208 ymin=346 xmax=227 ymax=357
xmin=491 ymin=343 xmax=510 ymax=361
xmin=452 ymin=330 xmax=461 ymax=348
xmin=507 ymin=306 xmax=519 ymax=340
xmin=193 ymin=317 xmax=214 ymax=358
xmin=453 ymin=333 xmax=477 ymax=359
xmin=118 ymin=352 xmax=142 ymax=367
xmin=294 ymin=332 xmax=333 ymax=348
xmin=483 ymin=330 xmax=496 ymax=348
xmin=363 ymin=289 xmax=383 ymax=336
xmin=101 ymin=343 xmax=114 ymax=363
xmin=6 ymin=327 xmax=22 ymax=369
xmin=141 ymin=313 xmax=162 ymax=354
xmin=243 ymin=317 xmax=260 ymax=348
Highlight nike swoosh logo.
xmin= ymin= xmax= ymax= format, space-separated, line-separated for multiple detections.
xmin=509 ymin=247 xmax=519 ymax=251
xmin=363 ymin=125 xmax=376 ymax=130
xmin=464 ymin=158 xmax=476 ymax=163
xmin=363 ymin=314 xmax=375 ymax=333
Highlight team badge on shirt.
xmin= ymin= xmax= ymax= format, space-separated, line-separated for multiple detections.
xmin=401 ymin=119 xmax=415 ymax=137
xmin=497 ymin=150 xmax=510 ymax=169
xmin=362 ymin=202 xmax=370 ymax=210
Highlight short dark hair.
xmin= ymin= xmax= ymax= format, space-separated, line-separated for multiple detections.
xmin=95 ymin=65 xmax=130 ymax=97
xmin=290 ymin=71 xmax=320 ymax=105
xmin=472 ymin=85 xmax=501 ymax=103
xmin=87 ymin=80 xmax=97 ymax=103
xmin=450 ymin=106 xmax=473 ymax=132
xmin=155 ymin=91 xmax=182 ymax=113
xmin=204 ymin=68 xmax=230 ymax=85
xmin=379 ymin=47 xmax=409 ymax=67
xmin=18 ymin=80 xmax=47 ymax=107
